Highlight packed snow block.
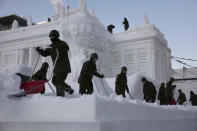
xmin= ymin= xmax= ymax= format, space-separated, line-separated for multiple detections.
xmin=95 ymin=97 xmax=197 ymax=131
xmin=0 ymin=96 xmax=197 ymax=131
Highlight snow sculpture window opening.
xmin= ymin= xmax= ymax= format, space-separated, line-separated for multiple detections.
xmin=125 ymin=50 xmax=134 ymax=64
xmin=113 ymin=52 xmax=121 ymax=65
xmin=139 ymin=49 xmax=147 ymax=63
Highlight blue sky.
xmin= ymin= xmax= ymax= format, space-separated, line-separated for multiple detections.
xmin=0 ymin=0 xmax=197 ymax=69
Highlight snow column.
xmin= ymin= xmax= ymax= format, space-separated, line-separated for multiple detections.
xmin=19 ymin=49 xmax=25 ymax=65
xmin=28 ymin=48 xmax=34 ymax=66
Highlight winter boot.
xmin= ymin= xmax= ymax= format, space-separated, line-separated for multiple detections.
xmin=63 ymin=83 xmax=74 ymax=94
xmin=56 ymin=85 xmax=65 ymax=97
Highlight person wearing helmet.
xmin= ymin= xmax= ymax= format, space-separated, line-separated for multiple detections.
xmin=165 ymin=77 xmax=176 ymax=105
xmin=78 ymin=53 xmax=104 ymax=95
xmin=141 ymin=77 xmax=157 ymax=103
xmin=177 ymin=89 xmax=186 ymax=105
xmin=115 ymin=66 xmax=129 ymax=98
xmin=15 ymin=62 xmax=49 ymax=94
xmin=36 ymin=30 xmax=73 ymax=97
xmin=32 ymin=62 xmax=49 ymax=94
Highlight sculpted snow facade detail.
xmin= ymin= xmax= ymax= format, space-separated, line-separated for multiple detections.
xmin=0 ymin=0 xmax=171 ymax=82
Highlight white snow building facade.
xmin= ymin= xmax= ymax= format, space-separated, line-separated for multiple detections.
xmin=0 ymin=0 xmax=172 ymax=82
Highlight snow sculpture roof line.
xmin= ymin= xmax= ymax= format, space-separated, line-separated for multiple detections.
xmin=143 ymin=14 xmax=150 ymax=26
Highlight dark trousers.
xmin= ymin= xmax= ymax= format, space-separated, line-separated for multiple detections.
xmin=116 ymin=91 xmax=126 ymax=98
xmin=144 ymin=96 xmax=154 ymax=103
xmin=52 ymin=72 xmax=70 ymax=97
xmin=79 ymin=81 xmax=93 ymax=95
xmin=159 ymin=99 xmax=165 ymax=105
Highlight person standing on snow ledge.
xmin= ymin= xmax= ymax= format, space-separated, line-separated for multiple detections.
xmin=36 ymin=30 xmax=74 ymax=97
xmin=78 ymin=53 xmax=104 ymax=95
xmin=115 ymin=66 xmax=129 ymax=98
xmin=123 ymin=17 xmax=129 ymax=31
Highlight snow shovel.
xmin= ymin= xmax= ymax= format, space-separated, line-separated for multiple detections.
xmin=8 ymin=49 xmax=59 ymax=98
xmin=128 ymin=92 xmax=134 ymax=99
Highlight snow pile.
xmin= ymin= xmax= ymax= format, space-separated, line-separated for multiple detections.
xmin=106 ymin=74 xmax=160 ymax=100
xmin=1 ymin=65 xmax=33 ymax=76
xmin=0 ymin=65 xmax=33 ymax=95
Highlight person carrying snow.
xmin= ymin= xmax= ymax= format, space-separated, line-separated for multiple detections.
xmin=107 ymin=24 xmax=115 ymax=33
xmin=78 ymin=53 xmax=104 ymax=95
xmin=158 ymin=83 xmax=165 ymax=105
xmin=115 ymin=67 xmax=129 ymax=98
xmin=36 ymin=30 xmax=74 ymax=97
xmin=122 ymin=17 xmax=129 ymax=31
xmin=165 ymin=77 xmax=176 ymax=105
xmin=141 ymin=77 xmax=157 ymax=103
xmin=190 ymin=91 xmax=197 ymax=106
xmin=177 ymin=89 xmax=186 ymax=105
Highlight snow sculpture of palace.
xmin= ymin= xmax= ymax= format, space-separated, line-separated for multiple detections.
xmin=0 ymin=0 xmax=172 ymax=82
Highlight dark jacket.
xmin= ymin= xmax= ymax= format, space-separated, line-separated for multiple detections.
xmin=115 ymin=72 xmax=129 ymax=94
xmin=37 ymin=39 xmax=71 ymax=74
xmin=32 ymin=67 xmax=47 ymax=81
xmin=158 ymin=86 xmax=165 ymax=101
xmin=143 ymin=81 xmax=157 ymax=101
xmin=107 ymin=24 xmax=115 ymax=33
xmin=178 ymin=92 xmax=186 ymax=105
xmin=165 ymin=81 xmax=176 ymax=100
xmin=190 ymin=93 xmax=197 ymax=106
xmin=123 ymin=19 xmax=129 ymax=30
xmin=78 ymin=60 xmax=102 ymax=84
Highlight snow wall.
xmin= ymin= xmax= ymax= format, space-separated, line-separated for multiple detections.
xmin=0 ymin=65 xmax=197 ymax=131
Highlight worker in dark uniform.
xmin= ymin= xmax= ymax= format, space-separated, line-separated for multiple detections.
xmin=123 ymin=17 xmax=129 ymax=31
xmin=141 ymin=77 xmax=157 ymax=103
xmin=78 ymin=53 xmax=104 ymax=95
xmin=115 ymin=67 xmax=129 ymax=98
xmin=177 ymin=89 xmax=186 ymax=105
xmin=158 ymin=83 xmax=165 ymax=105
xmin=36 ymin=30 xmax=73 ymax=97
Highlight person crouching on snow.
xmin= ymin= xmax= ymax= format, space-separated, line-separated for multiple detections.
xmin=15 ymin=62 xmax=49 ymax=94
xmin=31 ymin=62 xmax=49 ymax=94
xmin=115 ymin=67 xmax=129 ymax=98
xmin=78 ymin=53 xmax=104 ymax=95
